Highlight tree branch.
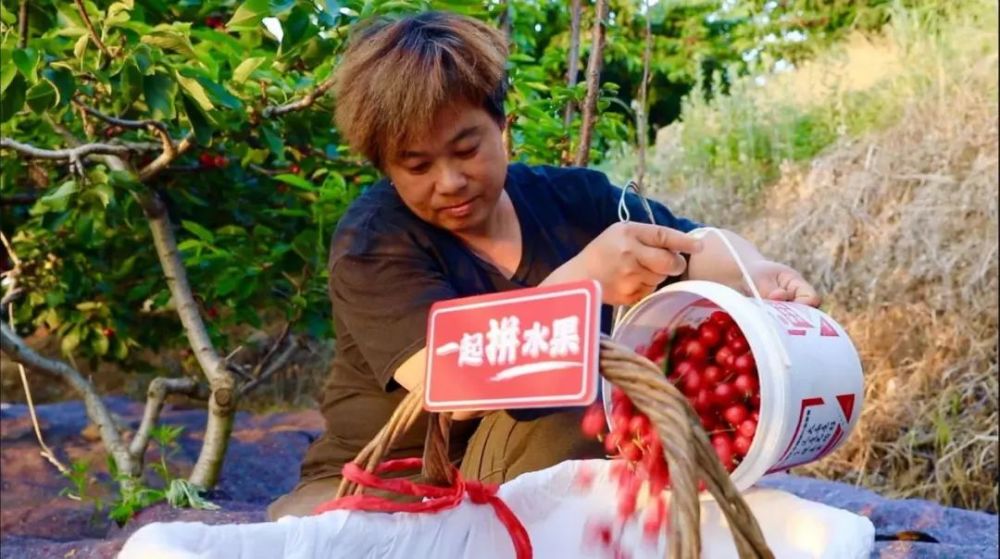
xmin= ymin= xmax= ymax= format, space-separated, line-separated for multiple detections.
xmin=240 ymin=339 xmax=299 ymax=396
xmin=0 ymin=321 xmax=136 ymax=477
xmin=0 ymin=137 xmax=131 ymax=160
xmin=574 ymin=0 xmax=608 ymax=168
xmin=563 ymin=0 xmax=583 ymax=129
xmin=129 ymin=377 xmax=207 ymax=458
xmin=18 ymin=0 xmax=28 ymax=49
xmin=71 ymin=101 xmax=193 ymax=181
xmin=74 ymin=0 xmax=113 ymax=59
xmin=263 ymin=76 xmax=336 ymax=118
xmin=138 ymin=133 xmax=193 ymax=182
xmin=74 ymin=101 xmax=171 ymax=146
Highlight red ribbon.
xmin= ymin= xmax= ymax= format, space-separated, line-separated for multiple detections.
xmin=314 ymin=458 xmax=533 ymax=559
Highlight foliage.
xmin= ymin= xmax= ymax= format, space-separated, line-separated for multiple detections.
xmin=58 ymin=423 xmax=219 ymax=524
xmin=605 ymin=0 xmax=975 ymax=197
xmin=0 ymin=0 xmax=901 ymax=374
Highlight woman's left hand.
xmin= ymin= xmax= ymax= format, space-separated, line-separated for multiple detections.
xmin=746 ymin=260 xmax=822 ymax=307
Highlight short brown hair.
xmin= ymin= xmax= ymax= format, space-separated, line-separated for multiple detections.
xmin=332 ymin=11 xmax=509 ymax=168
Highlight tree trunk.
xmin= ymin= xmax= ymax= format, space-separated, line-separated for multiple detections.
xmin=563 ymin=0 xmax=583 ymax=129
xmin=500 ymin=0 xmax=514 ymax=158
xmin=574 ymin=0 xmax=608 ymax=168
xmin=142 ymin=191 xmax=237 ymax=489
xmin=636 ymin=0 xmax=654 ymax=189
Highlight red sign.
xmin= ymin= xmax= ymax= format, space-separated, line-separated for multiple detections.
xmin=424 ymin=280 xmax=602 ymax=412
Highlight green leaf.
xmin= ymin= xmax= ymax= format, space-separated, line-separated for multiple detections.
xmin=120 ymin=62 xmax=142 ymax=105
xmin=143 ymin=72 xmax=176 ymax=120
xmin=0 ymin=4 xmax=14 ymax=25
xmin=181 ymin=95 xmax=214 ymax=145
xmin=26 ymin=80 xmax=57 ymax=113
xmin=106 ymin=1 xmax=133 ymax=26
xmin=61 ymin=327 xmax=82 ymax=355
xmin=273 ymin=173 xmax=315 ymax=190
xmin=112 ymin=338 xmax=129 ymax=360
xmin=176 ymin=72 xmax=214 ymax=111
xmin=91 ymin=182 xmax=115 ymax=207
xmin=232 ymin=57 xmax=266 ymax=84
xmin=227 ymin=0 xmax=270 ymax=30
xmin=73 ymin=35 xmax=89 ymax=60
xmin=195 ymin=77 xmax=241 ymax=110
xmin=181 ymin=220 xmax=214 ymax=243
xmin=1 ymin=52 xmax=16 ymax=93
xmin=12 ymin=49 xmax=39 ymax=83
xmin=260 ymin=126 xmax=284 ymax=156
xmin=141 ymin=25 xmax=197 ymax=58
xmin=0 ymin=74 xmax=26 ymax=122
xmin=176 ymin=239 xmax=203 ymax=252
xmin=280 ymin=6 xmax=316 ymax=54
xmin=215 ymin=271 xmax=243 ymax=296
xmin=93 ymin=330 xmax=110 ymax=356
xmin=42 ymin=68 xmax=75 ymax=107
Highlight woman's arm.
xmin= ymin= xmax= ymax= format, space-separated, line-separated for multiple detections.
xmin=686 ymin=228 xmax=821 ymax=306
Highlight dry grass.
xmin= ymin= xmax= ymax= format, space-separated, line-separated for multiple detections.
xmin=650 ymin=1 xmax=999 ymax=511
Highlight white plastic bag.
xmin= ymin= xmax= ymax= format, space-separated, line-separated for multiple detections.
xmin=118 ymin=460 xmax=874 ymax=559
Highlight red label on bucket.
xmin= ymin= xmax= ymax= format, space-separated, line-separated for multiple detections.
xmin=768 ymin=395 xmax=849 ymax=472
xmin=424 ymin=281 xmax=602 ymax=412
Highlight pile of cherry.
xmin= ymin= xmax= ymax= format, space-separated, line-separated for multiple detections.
xmin=578 ymin=311 xmax=762 ymax=547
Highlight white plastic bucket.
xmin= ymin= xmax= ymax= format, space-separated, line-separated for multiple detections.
xmin=602 ymin=228 xmax=864 ymax=493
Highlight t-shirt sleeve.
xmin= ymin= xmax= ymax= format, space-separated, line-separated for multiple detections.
xmin=328 ymin=221 xmax=457 ymax=391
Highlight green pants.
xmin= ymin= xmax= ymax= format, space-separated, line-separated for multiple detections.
xmin=266 ymin=408 xmax=605 ymax=520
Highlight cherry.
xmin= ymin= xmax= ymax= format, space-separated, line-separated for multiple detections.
xmin=681 ymin=339 xmax=708 ymax=363
xmin=723 ymin=404 xmax=749 ymax=427
xmin=604 ymin=430 xmax=625 ymax=454
xmin=628 ymin=414 xmax=651 ymax=437
xmin=289 ymin=163 xmax=301 ymax=174
xmin=199 ymin=153 xmax=215 ymax=167
xmin=733 ymin=434 xmax=753 ymax=456
xmin=620 ymin=441 xmax=642 ymax=462
xmin=697 ymin=322 xmax=722 ymax=349
xmin=711 ymin=434 xmax=734 ymax=470
xmin=581 ymin=405 xmax=606 ymax=437
xmin=680 ymin=369 xmax=703 ymax=396
xmin=712 ymin=382 xmax=737 ymax=406
xmin=733 ymin=353 xmax=756 ymax=376
xmin=102 ymin=328 xmax=115 ymax=338
xmin=672 ymin=360 xmax=696 ymax=380
xmin=709 ymin=311 xmax=733 ymax=328
xmin=733 ymin=372 xmax=758 ymax=397
xmin=691 ymin=388 xmax=713 ymax=413
xmin=728 ymin=335 xmax=749 ymax=354
xmin=213 ymin=154 xmax=227 ymax=168
xmin=738 ymin=419 xmax=757 ymax=439
xmin=715 ymin=346 xmax=736 ymax=370
xmin=649 ymin=329 xmax=670 ymax=357
xmin=674 ymin=325 xmax=696 ymax=340
xmin=703 ymin=364 xmax=726 ymax=384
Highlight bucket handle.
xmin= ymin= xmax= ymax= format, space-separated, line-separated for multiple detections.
xmin=686 ymin=227 xmax=792 ymax=368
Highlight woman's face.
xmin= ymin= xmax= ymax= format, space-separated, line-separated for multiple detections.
xmin=383 ymin=100 xmax=508 ymax=235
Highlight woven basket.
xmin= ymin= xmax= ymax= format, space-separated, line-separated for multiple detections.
xmin=336 ymin=337 xmax=774 ymax=559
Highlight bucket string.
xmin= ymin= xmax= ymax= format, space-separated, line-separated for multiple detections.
xmin=686 ymin=227 xmax=793 ymax=368
xmin=613 ymin=180 xmax=659 ymax=331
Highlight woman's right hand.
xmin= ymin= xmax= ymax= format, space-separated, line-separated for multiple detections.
xmin=545 ymin=222 xmax=703 ymax=305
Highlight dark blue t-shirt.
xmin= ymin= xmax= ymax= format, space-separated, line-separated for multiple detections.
xmin=300 ymin=163 xmax=700 ymax=480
